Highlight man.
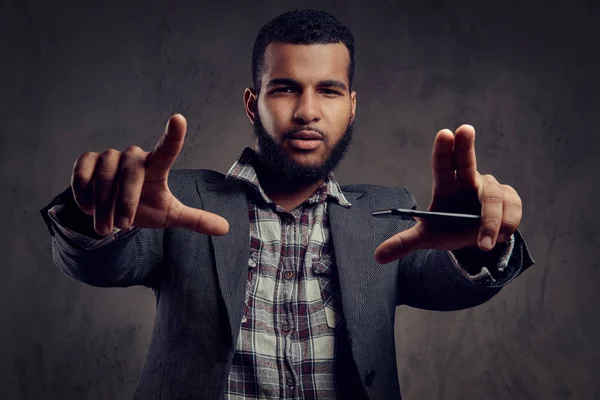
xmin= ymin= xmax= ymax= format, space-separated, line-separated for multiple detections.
xmin=39 ymin=9 xmax=534 ymax=400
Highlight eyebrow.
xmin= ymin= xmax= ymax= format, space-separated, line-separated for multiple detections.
xmin=265 ymin=78 xmax=348 ymax=91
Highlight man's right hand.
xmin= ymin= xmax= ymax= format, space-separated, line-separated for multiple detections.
xmin=70 ymin=113 xmax=229 ymax=237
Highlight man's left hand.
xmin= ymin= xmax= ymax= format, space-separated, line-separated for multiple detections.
xmin=374 ymin=125 xmax=522 ymax=264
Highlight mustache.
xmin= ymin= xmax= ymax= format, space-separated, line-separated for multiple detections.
xmin=282 ymin=126 xmax=326 ymax=139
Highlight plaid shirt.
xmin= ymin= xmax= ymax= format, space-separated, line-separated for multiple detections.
xmin=224 ymin=147 xmax=352 ymax=400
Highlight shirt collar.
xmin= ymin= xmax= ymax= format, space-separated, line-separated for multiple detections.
xmin=225 ymin=147 xmax=352 ymax=208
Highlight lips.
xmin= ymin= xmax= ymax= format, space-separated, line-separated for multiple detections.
xmin=286 ymin=130 xmax=323 ymax=151
xmin=288 ymin=130 xmax=322 ymax=140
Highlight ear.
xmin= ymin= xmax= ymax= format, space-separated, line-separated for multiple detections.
xmin=350 ymin=90 xmax=357 ymax=124
xmin=244 ymin=87 xmax=258 ymax=124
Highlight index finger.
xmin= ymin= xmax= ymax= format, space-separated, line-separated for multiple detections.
xmin=431 ymin=129 xmax=455 ymax=197
xmin=146 ymin=114 xmax=187 ymax=181
xmin=453 ymin=124 xmax=477 ymax=186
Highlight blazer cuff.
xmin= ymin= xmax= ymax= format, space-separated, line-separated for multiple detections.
xmin=39 ymin=186 xmax=138 ymax=251
xmin=47 ymin=204 xmax=135 ymax=250
xmin=448 ymin=234 xmax=516 ymax=285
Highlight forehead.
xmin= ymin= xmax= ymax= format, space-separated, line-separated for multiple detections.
xmin=262 ymin=42 xmax=350 ymax=85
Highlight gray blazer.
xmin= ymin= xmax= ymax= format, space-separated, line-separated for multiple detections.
xmin=40 ymin=169 xmax=534 ymax=400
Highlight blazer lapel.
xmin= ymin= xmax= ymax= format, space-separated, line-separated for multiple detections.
xmin=196 ymin=174 xmax=250 ymax=345
xmin=329 ymin=190 xmax=375 ymax=339
xmin=195 ymin=176 xmax=377 ymax=348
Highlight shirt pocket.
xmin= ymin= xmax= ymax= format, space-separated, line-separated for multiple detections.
xmin=311 ymin=255 xmax=343 ymax=330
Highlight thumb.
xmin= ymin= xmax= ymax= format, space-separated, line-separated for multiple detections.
xmin=374 ymin=224 xmax=430 ymax=264
xmin=169 ymin=201 xmax=230 ymax=236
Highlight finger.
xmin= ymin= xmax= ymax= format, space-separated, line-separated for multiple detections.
xmin=497 ymin=184 xmax=522 ymax=242
xmin=93 ymin=149 xmax=121 ymax=236
xmin=146 ymin=114 xmax=187 ymax=181
xmin=114 ymin=146 xmax=148 ymax=230
xmin=477 ymin=174 xmax=504 ymax=250
xmin=431 ymin=129 xmax=456 ymax=197
xmin=374 ymin=224 xmax=431 ymax=264
xmin=168 ymin=201 xmax=230 ymax=236
xmin=453 ymin=124 xmax=477 ymax=187
xmin=71 ymin=152 xmax=100 ymax=215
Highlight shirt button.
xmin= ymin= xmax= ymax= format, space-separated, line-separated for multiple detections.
xmin=284 ymin=271 xmax=294 ymax=280
xmin=281 ymin=323 xmax=291 ymax=333
xmin=286 ymin=377 xmax=295 ymax=387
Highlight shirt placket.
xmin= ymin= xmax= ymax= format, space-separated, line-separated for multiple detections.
xmin=279 ymin=211 xmax=300 ymax=398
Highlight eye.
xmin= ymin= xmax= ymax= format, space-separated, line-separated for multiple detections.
xmin=271 ymin=87 xmax=295 ymax=94
xmin=320 ymin=89 xmax=341 ymax=96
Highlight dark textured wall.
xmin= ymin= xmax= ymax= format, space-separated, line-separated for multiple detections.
xmin=1 ymin=0 xmax=599 ymax=399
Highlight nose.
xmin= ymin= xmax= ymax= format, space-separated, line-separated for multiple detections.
xmin=292 ymin=91 xmax=321 ymax=124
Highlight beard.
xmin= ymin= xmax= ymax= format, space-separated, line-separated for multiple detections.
xmin=252 ymin=114 xmax=354 ymax=187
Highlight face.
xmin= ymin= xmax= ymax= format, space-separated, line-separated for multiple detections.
xmin=244 ymin=42 xmax=357 ymax=184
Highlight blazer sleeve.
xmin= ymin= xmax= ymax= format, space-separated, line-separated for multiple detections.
xmin=395 ymin=189 xmax=535 ymax=310
xmin=39 ymin=186 xmax=164 ymax=288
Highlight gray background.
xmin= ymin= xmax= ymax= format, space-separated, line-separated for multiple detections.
xmin=1 ymin=0 xmax=599 ymax=399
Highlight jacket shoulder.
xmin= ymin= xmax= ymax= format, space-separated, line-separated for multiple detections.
xmin=341 ymin=183 xmax=418 ymax=209
xmin=166 ymin=169 xmax=227 ymax=202
xmin=168 ymin=168 xmax=224 ymax=182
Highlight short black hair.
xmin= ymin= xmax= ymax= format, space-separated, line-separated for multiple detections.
xmin=251 ymin=9 xmax=355 ymax=94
